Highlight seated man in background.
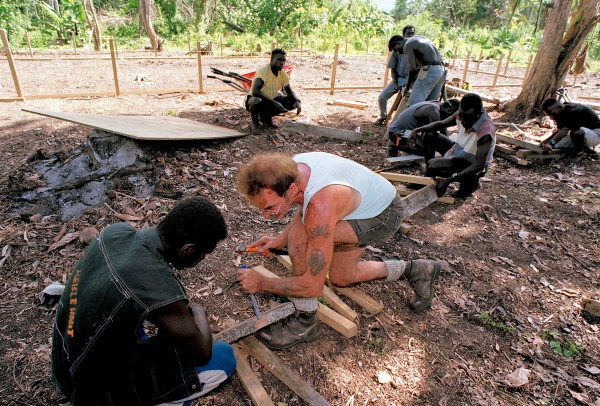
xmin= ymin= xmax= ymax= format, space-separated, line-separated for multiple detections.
xmin=52 ymin=196 xmax=236 ymax=406
xmin=386 ymin=98 xmax=459 ymax=157
xmin=246 ymin=48 xmax=302 ymax=135
xmin=407 ymin=93 xmax=495 ymax=198
xmin=541 ymin=97 xmax=600 ymax=156
xmin=374 ymin=25 xmax=416 ymax=126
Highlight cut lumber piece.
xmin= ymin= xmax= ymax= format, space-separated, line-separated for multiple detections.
xmin=494 ymin=144 xmax=517 ymax=155
xmin=398 ymin=223 xmax=412 ymax=234
xmin=332 ymin=285 xmax=384 ymax=315
xmin=495 ymin=150 xmax=530 ymax=166
xmin=239 ymin=336 xmax=331 ymax=405
xmin=251 ymin=265 xmax=358 ymax=338
xmin=496 ymin=133 xmax=543 ymax=152
xmin=326 ymin=99 xmax=368 ymax=109
xmin=384 ymin=155 xmax=425 ymax=167
xmin=395 ymin=186 xmax=455 ymax=204
xmin=233 ymin=345 xmax=274 ymax=406
xmin=515 ymin=149 xmax=563 ymax=159
xmin=213 ymin=302 xmax=296 ymax=343
xmin=399 ymin=184 xmax=440 ymax=219
xmin=275 ymin=256 xmax=358 ymax=322
xmin=317 ymin=303 xmax=357 ymax=338
xmin=379 ymin=172 xmax=435 ymax=185
xmin=282 ymin=121 xmax=362 ymax=142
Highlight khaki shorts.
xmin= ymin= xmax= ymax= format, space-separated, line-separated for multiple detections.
xmin=347 ymin=194 xmax=403 ymax=247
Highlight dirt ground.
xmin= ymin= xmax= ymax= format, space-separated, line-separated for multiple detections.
xmin=0 ymin=52 xmax=599 ymax=406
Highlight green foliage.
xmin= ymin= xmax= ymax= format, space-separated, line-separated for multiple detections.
xmin=477 ymin=311 xmax=515 ymax=334
xmin=542 ymin=329 xmax=584 ymax=358
xmin=38 ymin=0 xmax=87 ymax=41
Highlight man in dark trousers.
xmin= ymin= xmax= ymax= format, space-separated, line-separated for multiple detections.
xmin=399 ymin=35 xmax=446 ymax=107
xmin=407 ymin=93 xmax=495 ymax=198
xmin=386 ymin=98 xmax=459 ymax=157
xmin=246 ymin=48 xmax=302 ymax=135
xmin=52 ymin=197 xmax=236 ymax=406
xmin=541 ymin=97 xmax=600 ymax=155
xmin=374 ymin=25 xmax=416 ymax=126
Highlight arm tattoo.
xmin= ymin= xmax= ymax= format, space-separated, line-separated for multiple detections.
xmin=308 ymin=249 xmax=326 ymax=276
xmin=308 ymin=224 xmax=328 ymax=240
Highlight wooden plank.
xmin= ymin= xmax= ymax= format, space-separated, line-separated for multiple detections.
xmin=395 ymin=186 xmax=455 ymax=204
xmin=213 ymin=302 xmax=296 ymax=344
xmin=282 ymin=121 xmax=362 ymax=142
xmin=275 ymin=256 xmax=358 ymax=322
xmin=332 ymin=285 xmax=384 ymax=315
xmin=496 ymin=133 xmax=543 ymax=152
xmin=22 ymin=109 xmax=245 ymax=141
xmin=233 ymin=345 xmax=274 ymax=406
xmin=515 ymin=149 xmax=563 ymax=160
xmin=239 ymin=336 xmax=330 ymax=406
xmin=252 ymin=265 xmax=357 ymax=338
xmin=301 ymin=85 xmax=383 ymax=91
xmin=399 ymin=184 xmax=439 ymax=219
xmin=379 ymin=172 xmax=435 ymax=185
xmin=326 ymin=99 xmax=368 ymax=109
xmin=384 ymin=155 xmax=424 ymax=165
xmin=109 ymin=39 xmax=120 ymax=96
xmin=494 ymin=144 xmax=516 ymax=155
xmin=495 ymin=150 xmax=530 ymax=166
xmin=445 ymin=84 xmax=506 ymax=105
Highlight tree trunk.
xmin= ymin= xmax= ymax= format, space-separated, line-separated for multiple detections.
xmin=81 ymin=0 xmax=102 ymax=51
xmin=504 ymin=0 xmax=599 ymax=119
xmin=140 ymin=0 xmax=160 ymax=50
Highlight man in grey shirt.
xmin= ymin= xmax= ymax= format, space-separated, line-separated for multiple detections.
xmin=374 ymin=25 xmax=416 ymax=126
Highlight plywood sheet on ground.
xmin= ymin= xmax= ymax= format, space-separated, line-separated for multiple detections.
xmin=23 ymin=108 xmax=245 ymax=141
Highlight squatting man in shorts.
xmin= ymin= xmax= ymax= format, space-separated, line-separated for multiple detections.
xmin=246 ymin=48 xmax=302 ymax=135
xmin=52 ymin=197 xmax=236 ymax=406
xmin=541 ymin=97 xmax=600 ymax=156
xmin=236 ymin=152 xmax=441 ymax=350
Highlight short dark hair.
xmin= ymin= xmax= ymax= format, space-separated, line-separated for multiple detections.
xmin=388 ymin=35 xmax=404 ymax=51
xmin=460 ymin=93 xmax=483 ymax=113
xmin=402 ymin=25 xmax=415 ymax=35
xmin=271 ymin=48 xmax=286 ymax=58
xmin=441 ymin=99 xmax=460 ymax=119
xmin=541 ymin=97 xmax=559 ymax=112
xmin=157 ymin=196 xmax=227 ymax=254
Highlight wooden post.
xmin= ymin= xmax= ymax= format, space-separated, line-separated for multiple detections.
xmin=300 ymin=30 xmax=303 ymax=56
xmin=197 ymin=41 xmax=204 ymax=93
xmin=113 ymin=35 xmax=118 ymax=57
xmin=383 ymin=51 xmax=391 ymax=87
xmin=109 ymin=39 xmax=121 ymax=96
xmin=220 ymin=35 xmax=223 ymax=57
xmin=25 ymin=31 xmax=33 ymax=59
xmin=329 ymin=44 xmax=339 ymax=95
xmin=503 ymin=48 xmax=513 ymax=76
xmin=461 ymin=50 xmax=471 ymax=86
xmin=475 ymin=49 xmax=483 ymax=73
xmin=491 ymin=53 xmax=504 ymax=89
xmin=187 ymin=32 xmax=191 ymax=53
xmin=451 ymin=45 xmax=458 ymax=67
xmin=524 ymin=53 xmax=534 ymax=81
xmin=0 ymin=29 xmax=24 ymax=99
xmin=72 ymin=31 xmax=77 ymax=55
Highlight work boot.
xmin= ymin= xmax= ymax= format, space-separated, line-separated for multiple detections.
xmin=255 ymin=310 xmax=320 ymax=350
xmin=406 ymin=259 xmax=441 ymax=313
